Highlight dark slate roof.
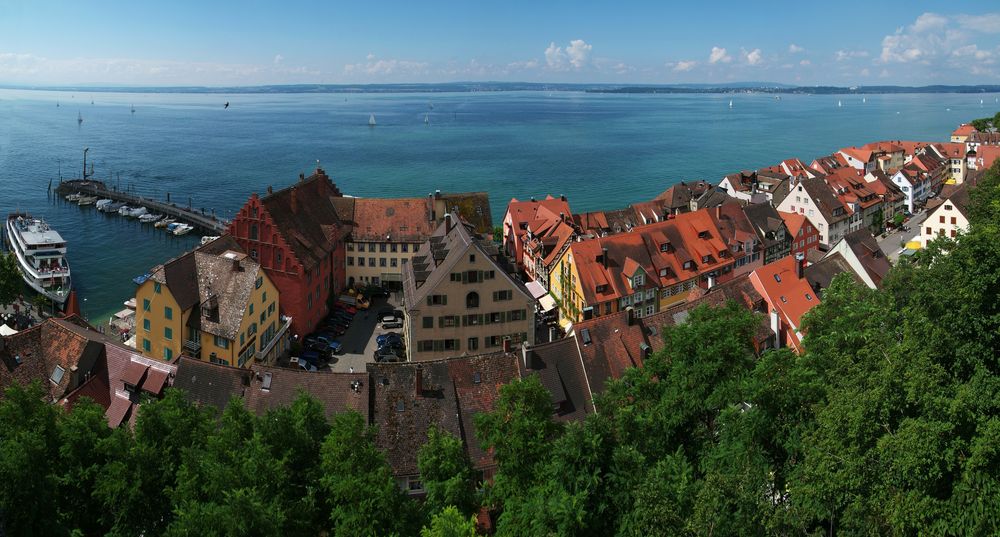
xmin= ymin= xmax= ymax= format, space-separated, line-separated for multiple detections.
xmin=573 ymin=310 xmax=649 ymax=397
xmin=172 ymin=357 xmax=250 ymax=413
xmin=260 ymin=169 xmax=347 ymax=272
xmin=798 ymin=176 xmax=850 ymax=225
xmin=520 ymin=338 xmax=594 ymax=422
xmin=804 ymin=252 xmax=863 ymax=295
xmin=368 ymin=360 xmax=463 ymax=476
xmin=446 ymin=352 xmax=521 ymax=470
xmin=0 ymin=317 xmax=107 ymax=403
xmin=842 ymin=229 xmax=892 ymax=287
xmin=244 ymin=366 xmax=369 ymax=421
xmin=743 ymin=202 xmax=790 ymax=249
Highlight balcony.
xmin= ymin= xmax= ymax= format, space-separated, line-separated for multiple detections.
xmin=182 ymin=339 xmax=201 ymax=353
xmin=256 ymin=315 xmax=292 ymax=363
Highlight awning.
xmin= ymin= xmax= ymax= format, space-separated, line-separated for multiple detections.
xmin=538 ymin=294 xmax=558 ymax=313
xmin=524 ymin=281 xmax=548 ymax=300
xmin=905 ymin=240 xmax=922 ymax=250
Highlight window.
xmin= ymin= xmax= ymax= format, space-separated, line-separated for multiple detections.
xmin=249 ymin=303 xmax=254 ymax=315
xmin=379 ymin=243 xmax=387 ymax=252
xmin=466 ymin=292 xmax=480 ymax=308
xmin=214 ymin=335 xmax=230 ymax=349
xmin=440 ymin=316 xmax=459 ymax=328
xmin=164 ymin=347 xmax=173 ymax=360
xmin=945 ymin=204 xmax=953 ymax=210
xmin=444 ymin=339 xmax=459 ymax=351
xmin=154 ymin=282 xmax=161 ymax=294
xmin=164 ymin=327 xmax=173 ymax=340
xmin=925 ymin=227 xmax=932 ymax=234
xmin=369 ymin=257 xmax=376 ymax=267
xmin=163 ymin=306 xmax=173 ymax=320
xmin=390 ymin=258 xmax=398 ymax=267
xmin=940 ymin=215 xmax=946 ymax=224
xmin=143 ymin=298 xmax=151 ymax=312
xmin=469 ymin=254 xmax=476 ymax=263
xmin=493 ymin=290 xmax=513 ymax=301
xmin=468 ymin=337 xmax=479 ymax=351
xmin=380 ymin=258 xmax=387 ymax=267
xmin=250 ymin=224 xmax=258 ymax=240
xmin=646 ymin=305 xmax=654 ymax=316
xmin=276 ymin=250 xmax=283 ymax=265
xmin=402 ymin=243 xmax=409 ymax=253
xmin=261 ymin=291 xmax=267 ymax=303
xmin=951 ymin=217 xmax=957 ymax=225
xmin=423 ymin=316 xmax=434 ymax=329
xmin=358 ymin=257 xmax=365 ymax=266
xmin=633 ymin=273 xmax=644 ymax=286
xmin=143 ymin=338 xmax=151 ymax=352
xmin=347 ymin=256 xmax=354 ymax=266
xmin=143 ymin=318 xmax=150 ymax=331
xmin=645 ymin=289 xmax=655 ymax=300
xmin=427 ymin=295 xmax=447 ymax=306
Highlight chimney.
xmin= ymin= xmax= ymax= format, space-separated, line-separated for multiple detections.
xmin=502 ymin=338 xmax=511 ymax=353
xmin=299 ymin=173 xmax=305 ymax=182
xmin=291 ymin=188 xmax=298 ymax=212
xmin=770 ymin=309 xmax=782 ymax=349
xmin=530 ymin=196 xmax=535 ymax=202
xmin=267 ymin=185 xmax=272 ymax=195
xmin=707 ymin=272 xmax=716 ymax=289
xmin=795 ymin=252 xmax=805 ymax=279
xmin=444 ymin=213 xmax=452 ymax=233
xmin=435 ymin=189 xmax=441 ymax=199
xmin=602 ymin=247 xmax=608 ymax=269
xmin=521 ymin=341 xmax=530 ymax=369
xmin=560 ymin=212 xmax=565 ymax=222
xmin=414 ymin=365 xmax=423 ymax=397
xmin=232 ymin=258 xmax=242 ymax=272
xmin=560 ymin=194 xmax=566 ymax=202
xmin=626 ymin=306 xmax=635 ymax=326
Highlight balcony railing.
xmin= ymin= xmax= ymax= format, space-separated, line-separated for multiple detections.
xmin=256 ymin=315 xmax=292 ymax=363
xmin=182 ymin=339 xmax=201 ymax=353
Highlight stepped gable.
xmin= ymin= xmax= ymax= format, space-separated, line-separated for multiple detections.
xmin=173 ymin=357 xmax=251 ymax=413
xmin=244 ymin=365 xmax=369 ymax=421
xmin=520 ymin=337 xmax=593 ymax=421
xmin=260 ymin=168 xmax=346 ymax=271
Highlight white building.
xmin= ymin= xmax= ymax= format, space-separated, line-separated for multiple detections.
xmin=920 ymin=184 xmax=971 ymax=247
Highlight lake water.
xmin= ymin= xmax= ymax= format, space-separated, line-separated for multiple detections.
xmin=0 ymin=88 xmax=994 ymax=323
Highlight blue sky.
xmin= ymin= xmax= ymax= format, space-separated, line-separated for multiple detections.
xmin=1 ymin=1 xmax=999 ymax=86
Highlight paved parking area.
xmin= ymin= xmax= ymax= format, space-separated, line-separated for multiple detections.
xmin=325 ymin=294 xmax=406 ymax=373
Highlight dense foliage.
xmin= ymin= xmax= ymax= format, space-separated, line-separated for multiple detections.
xmin=0 ymin=252 xmax=21 ymax=307
xmin=968 ymin=110 xmax=1000 ymax=132
xmin=1 ymin=163 xmax=998 ymax=536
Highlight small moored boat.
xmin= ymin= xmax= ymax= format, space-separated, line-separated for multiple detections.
xmin=77 ymin=196 xmax=98 ymax=206
xmin=139 ymin=213 xmax=162 ymax=223
xmin=126 ymin=206 xmax=148 ymax=218
xmin=155 ymin=217 xmax=176 ymax=228
xmin=170 ymin=223 xmax=194 ymax=236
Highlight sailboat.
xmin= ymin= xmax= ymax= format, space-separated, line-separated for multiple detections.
xmin=838 ymin=100 xmax=842 ymax=107
xmin=77 ymin=112 xmax=83 ymax=125
xmin=130 ymin=104 xmax=135 ymax=114
xmin=980 ymin=99 xmax=984 ymax=106
xmin=862 ymin=97 xmax=867 ymax=103
xmin=424 ymin=114 xmax=429 ymax=125
xmin=369 ymin=114 xmax=376 ymax=127
xmin=728 ymin=99 xmax=733 ymax=108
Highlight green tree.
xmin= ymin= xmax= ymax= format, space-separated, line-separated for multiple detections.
xmin=970 ymin=117 xmax=991 ymax=132
xmin=320 ymin=411 xmax=418 ymax=537
xmin=0 ymin=382 xmax=62 ymax=536
xmin=0 ymin=252 xmax=20 ymax=307
xmin=474 ymin=375 xmax=562 ymax=507
xmin=421 ymin=506 xmax=479 ymax=537
xmin=418 ymin=426 xmax=479 ymax=517
xmin=55 ymin=398 xmax=116 ymax=536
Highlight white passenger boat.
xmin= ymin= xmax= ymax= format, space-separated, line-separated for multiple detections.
xmin=4 ymin=213 xmax=72 ymax=306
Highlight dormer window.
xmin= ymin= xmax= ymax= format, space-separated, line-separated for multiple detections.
xmin=683 ymin=260 xmax=694 ymax=270
xmin=698 ymin=230 xmax=710 ymax=239
xmin=633 ymin=273 xmax=644 ymax=287
xmin=660 ymin=242 xmax=672 ymax=253
xmin=701 ymin=255 xmax=711 ymax=263
xmin=659 ymin=268 xmax=667 ymax=277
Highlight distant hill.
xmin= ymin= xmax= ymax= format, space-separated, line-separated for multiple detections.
xmin=2 ymin=82 xmax=998 ymax=94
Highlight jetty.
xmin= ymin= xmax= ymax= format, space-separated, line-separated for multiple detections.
xmin=55 ymin=179 xmax=228 ymax=234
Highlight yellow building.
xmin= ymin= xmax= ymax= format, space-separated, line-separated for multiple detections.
xmin=135 ymin=236 xmax=291 ymax=367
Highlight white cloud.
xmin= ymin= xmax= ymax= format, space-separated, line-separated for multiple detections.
xmin=952 ymin=44 xmax=993 ymax=61
xmin=911 ymin=12 xmax=948 ymax=33
xmin=879 ymin=12 xmax=1000 ymax=69
xmin=544 ymin=39 xmax=592 ymax=71
xmin=861 ymin=68 xmax=871 ymax=76
xmin=789 ymin=44 xmax=805 ymax=54
xmin=743 ymin=48 xmax=763 ymax=66
xmin=955 ymin=14 xmax=1000 ymax=33
xmin=344 ymin=54 xmax=429 ymax=76
xmin=273 ymin=54 xmax=284 ymax=64
xmin=708 ymin=46 xmax=731 ymax=64
xmin=673 ymin=60 xmax=697 ymax=72
xmin=566 ymin=39 xmax=592 ymax=69
xmin=800 ymin=59 xmax=811 ymax=66
xmin=835 ymin=50 xmax=870 ymax=62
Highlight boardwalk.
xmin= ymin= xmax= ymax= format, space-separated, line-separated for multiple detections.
xmin=55 ymin=180 xmax=228 ymax=234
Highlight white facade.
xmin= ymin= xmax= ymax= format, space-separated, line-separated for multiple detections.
xmin=775 ymin=186 xmax=849 ymax=247
xmin=920 ymin=199 xmax=969 ymax=247
xmin=890 ymin=170 xmax=929 ymax=214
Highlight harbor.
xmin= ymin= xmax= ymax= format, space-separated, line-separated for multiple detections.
xmin=55 ymin=178 xmax=229 ymax=235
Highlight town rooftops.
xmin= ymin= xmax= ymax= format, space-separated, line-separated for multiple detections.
xmin=803 ymin=252 xmax=863 ymax=296
xmin=244 ymin=365 xmax=369 ymax=421
xmin=435 ymin=191 xmax=493 ymax=234
xmin=969 ymin=131 xmax=1000 ymax=145
xmin=841 ymin=229 xmax=892 ymax=287
xmin=741 ymin=202 xmax=788 ymax=248
xmin=777 ymin=211 xmax=811 ymax=238
xmin=173 ymin=356 xmax=252 ymax=413
xmin=952 ymin=123 xmax=977 ymax=138
xmin=749 ymin=255 xmax=819 ymax=351
xmin=345 ymin=197 xmax=434 ymax=243
xmin=654 ymin=180 xmax=713 ymax=212
xmin=797 ymin=176 xmax=850 ymax=224
xmin=507 ymin=195 xmax=571 ymax=231
xmin=519 ymin=337 xmax=593 ymax=421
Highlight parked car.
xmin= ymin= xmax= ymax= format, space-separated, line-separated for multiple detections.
xmin=290 ymin=357 xmax=318 ymax=372
xmin=376 ymin=332 xmax=403 ymax=347
xmin=381 ymin=320 xmax=403 ymax=330
xmin=330 ymin=311 xmax=354 ymax=322
xmin=374 ymin=346 xmax=404 ymax=362
xmin=333 ymin=303 xmax=358 ymax=315
xmin=379 ymin=312 xmax=398 ymax=324
xmin=319 ymin=325 xmax=346 ymax=337
xmin=299 ymin=350 xmax=322 ymax=367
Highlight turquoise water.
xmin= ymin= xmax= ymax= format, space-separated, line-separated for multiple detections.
xmin=0 ymin=88 xmax=995 ymax=323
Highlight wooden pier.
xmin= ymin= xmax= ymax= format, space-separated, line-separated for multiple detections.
xmin=55 ymin=179 xmax=228 ymax=234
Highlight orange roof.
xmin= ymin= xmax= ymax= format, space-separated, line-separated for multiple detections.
xmin=952 ymin=123 xmax=977 ymax=137
xmin=749 ymin=256 xmax=819 ymax=352
xmin=777 ymin=211 xmax=815 ymax=237
xmin=976 ymin=145 xmax=1000 ymax=170
xmin=506 ymin=195 xmax=571 ymax=229
xmin=932 ymin=142 xmax=967 ymax=159
xmin=351 ymin=197 xmax=433 ymax=242
xmin=840 ymin=146 xmax=874 ymax=163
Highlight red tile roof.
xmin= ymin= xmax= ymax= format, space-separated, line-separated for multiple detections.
xmin=347 ymin=197 xmax=435 ymax=243
xmin=749 ymin=256 xmax=818 ymax=352
xmin=952 ymin=123 xmax=977 ymax=137
xmin=778 ymin=211 xmax=812 ymax=238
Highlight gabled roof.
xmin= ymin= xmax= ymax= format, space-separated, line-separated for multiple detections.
xmin=403 ymin=213 xmax=531 ymax=311
xmin=506 ymin=195 xmax=571 ymax=232
xmin=0 ymin=317 xmax=107 ymax=403
xmin=446 ymin=352 xmax=522 ymax=470
xmin=654 ymin=180 xmax=713 ymax=210
xmin=803 ymin=252 xmax=863 ymax=295
xmin=841 ymin=230 xmax=891 ymax=287
xmin=742 ymin=202 xmax=789 ymax=248
xmin=952 ymin=123 xmax=977 ymax=137
xmin=796 ymin=176 xmax=850 ymax=224
xmin=520 ymin=337 xmax=594 ymax=421
xmin=749 ymin=256 xmax=819 ymax=350
xmin=573 ymin=310 xmax=649 ymax=396
xmin=777 ymin=211 xmax=815 ymax=238
xmin=173 ymin=357 xmax=252 ymax=413
xmin=258 ymin=168 xmax=347 ymax=271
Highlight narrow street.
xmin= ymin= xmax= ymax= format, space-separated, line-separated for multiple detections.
xmin=878 ymin=209 xmax=929 ymax=262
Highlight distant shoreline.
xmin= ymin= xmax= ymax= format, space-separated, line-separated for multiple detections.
xmin=2 ymin=82 xmax=999 ymax=95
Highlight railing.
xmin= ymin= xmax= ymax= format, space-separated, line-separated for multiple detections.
xmin=182 ymin=339 xmax=201 ymax=353
xmin=256 ymin=315 xmax=292 ymax=363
